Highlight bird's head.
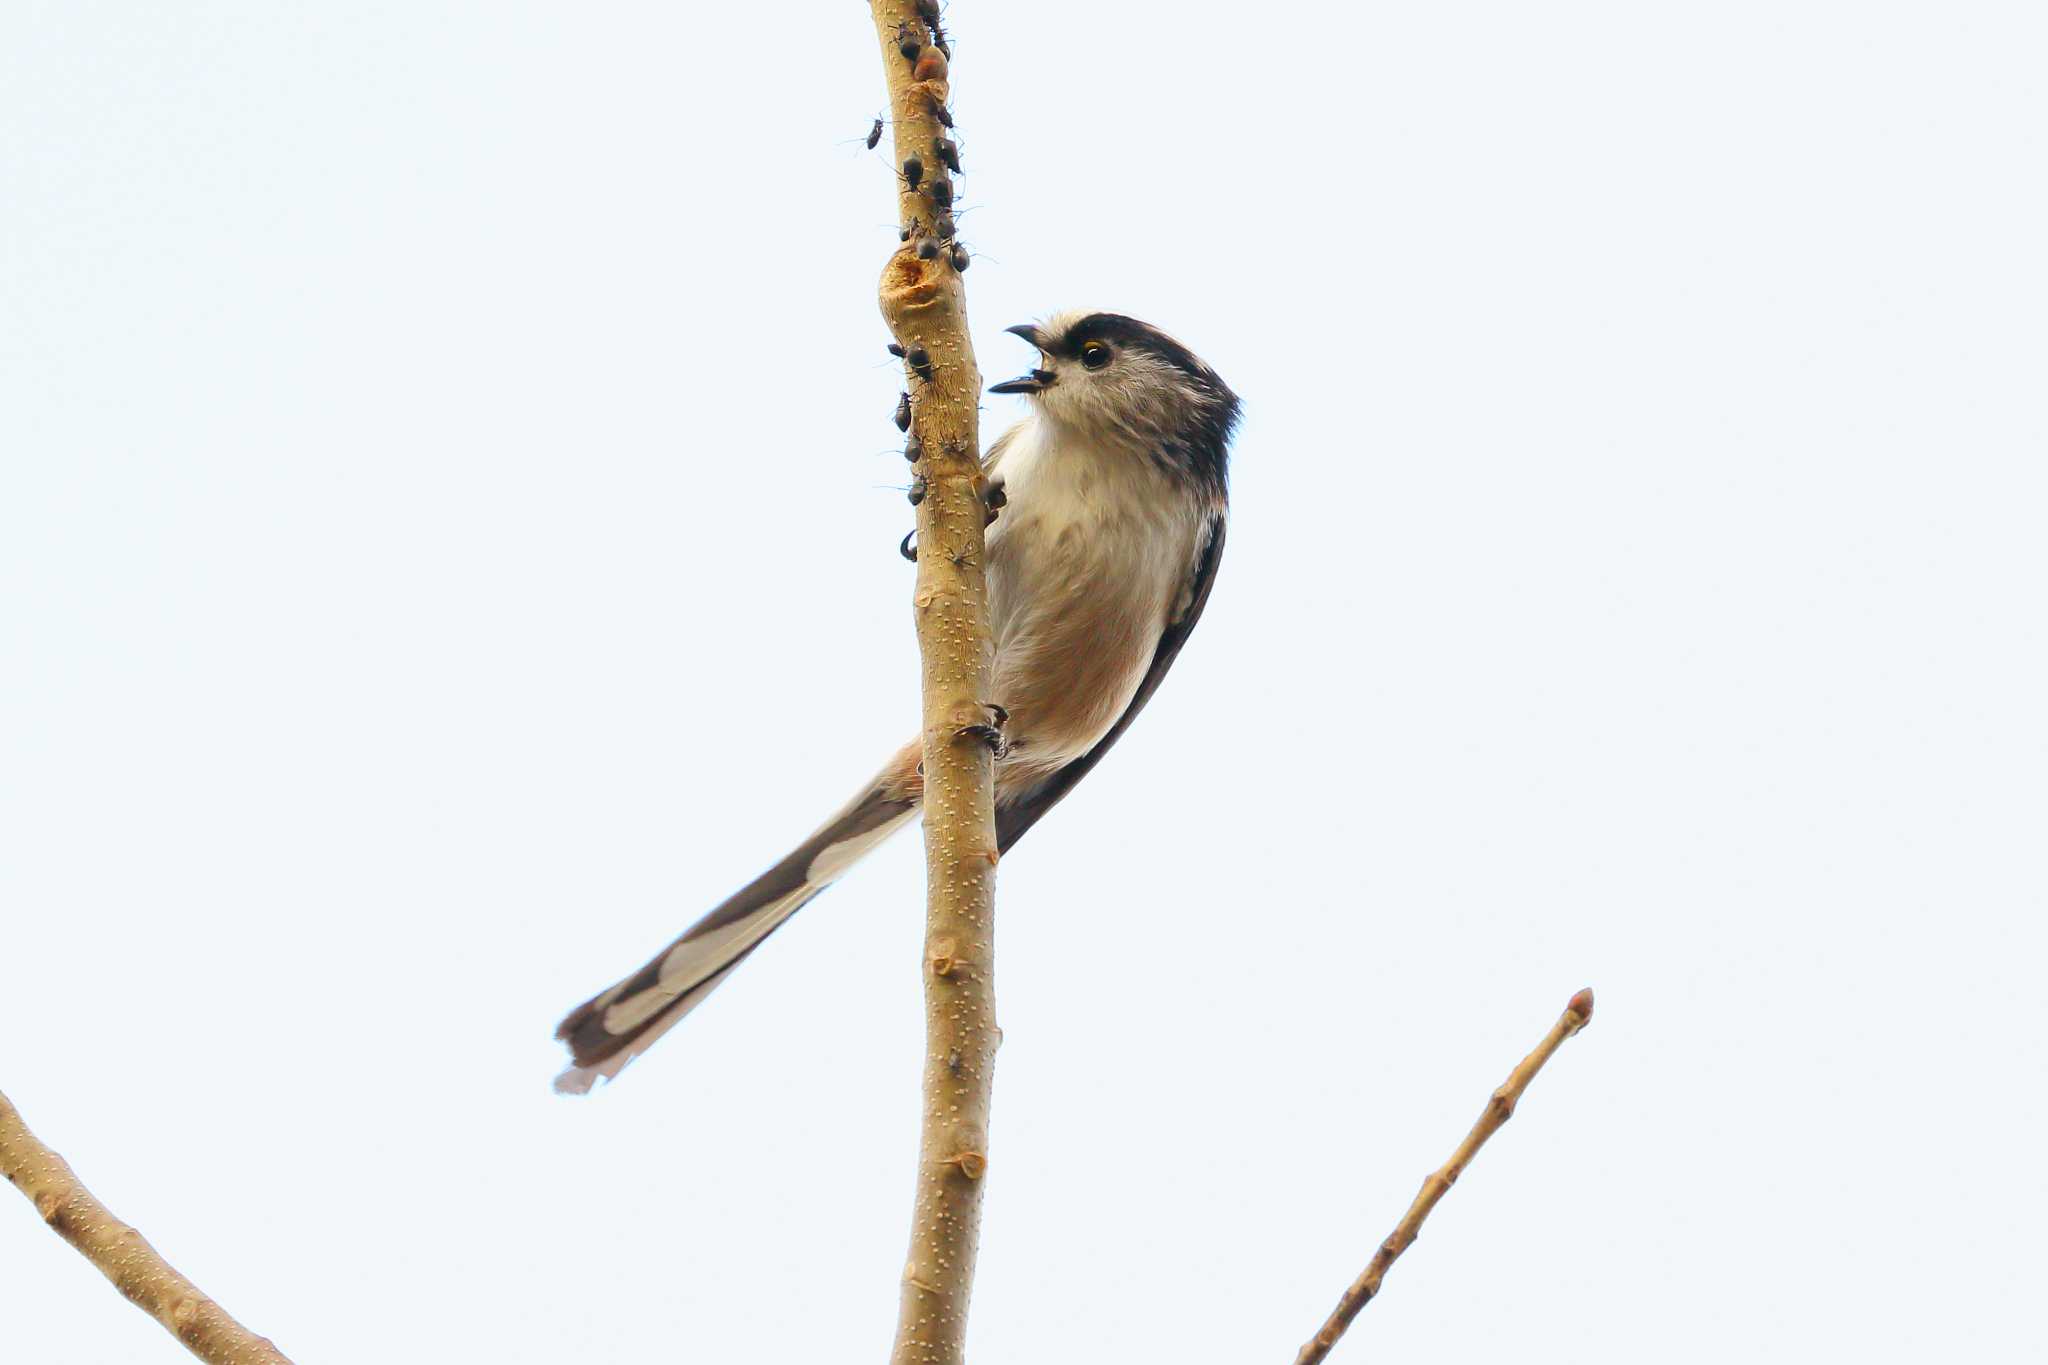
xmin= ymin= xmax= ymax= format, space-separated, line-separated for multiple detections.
xmin=990 ymin=311 xmax=1239 ymax=485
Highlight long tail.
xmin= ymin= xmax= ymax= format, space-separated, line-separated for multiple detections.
xmin=553 ymin=771 xmax=918 ymax=1093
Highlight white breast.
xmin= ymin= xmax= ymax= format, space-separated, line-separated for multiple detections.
xmin=981 ymin=414 xmax=1207 ymax=779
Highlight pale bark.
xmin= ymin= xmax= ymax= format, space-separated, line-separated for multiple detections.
xmin=868 ymin=5 xmax=1000 ymax=1364
xmin=0 ymin=1088 xmax=292 ymax=1365
xmin=1293 ymin=989 xmax=1597 ymax=1364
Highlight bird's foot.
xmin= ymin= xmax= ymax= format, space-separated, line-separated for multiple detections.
xmin=957 ymin=701 xmax=1010 ymax=757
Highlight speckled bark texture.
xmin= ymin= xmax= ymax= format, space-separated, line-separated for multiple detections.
xmin=868 ymin=5 xmax=1000 ymax=1365
xmin=1 ymin=1089 xmax=292 ymax=1364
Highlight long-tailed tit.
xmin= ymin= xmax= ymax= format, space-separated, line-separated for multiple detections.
xmin=555 ymin=311 xmax=1239 ymax=1091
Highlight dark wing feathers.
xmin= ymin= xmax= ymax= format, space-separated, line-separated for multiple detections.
xmin=996 ymin=514 xmax=1226 ymax=852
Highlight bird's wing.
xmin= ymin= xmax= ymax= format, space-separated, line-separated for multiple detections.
xmin=995 ymin=511 xmax=1226 ymax=853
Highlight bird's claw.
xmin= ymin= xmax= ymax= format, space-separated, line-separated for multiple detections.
xmin=956 ymin=701 xmax=1009 ymax=757
xmin=956 ymin=722 xmax=1008 ymax=758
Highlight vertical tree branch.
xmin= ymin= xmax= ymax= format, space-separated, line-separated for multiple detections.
xmin=1292 ymin=989 xmax=1596 ymax=1364
xmin=867 ymin=5 xmax=998 ymax=1364
xmin=0 ymin=1088 xmax=292 ymax=1365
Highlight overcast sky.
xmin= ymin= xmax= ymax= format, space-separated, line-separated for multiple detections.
xmin=4 ymin=3 xmax=2044 ymax=1361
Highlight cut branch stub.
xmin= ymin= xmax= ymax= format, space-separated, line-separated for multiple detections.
xmin=869 ymin=6 xmax=996 ymax=1365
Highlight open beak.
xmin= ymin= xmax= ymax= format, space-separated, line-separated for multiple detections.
xmin=989 ymin=323 xmax=1056 ymax=394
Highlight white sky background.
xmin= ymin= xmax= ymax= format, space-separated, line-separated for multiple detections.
xmin=3 ymin=2 xmax=2043 ymax=1360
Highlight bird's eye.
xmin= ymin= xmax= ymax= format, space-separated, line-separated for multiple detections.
xmin=1080 ymin=342 xmax=1112 ymax=370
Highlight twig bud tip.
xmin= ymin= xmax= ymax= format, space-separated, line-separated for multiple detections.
xmin=1567 ymin=987 xmax=1594 ymax=1025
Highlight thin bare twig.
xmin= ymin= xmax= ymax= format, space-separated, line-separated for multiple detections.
xmin=1293 ymin=988 xmax=1596 ymax=1365
xmin=0 ymin=1088 xmax=291 ymax=1365
xmin=866 ymin=5 xmax=1000 ymax=1364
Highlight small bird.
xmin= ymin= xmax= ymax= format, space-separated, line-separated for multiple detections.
xmin=555 ymin=312 xmax=1240 ymax=1092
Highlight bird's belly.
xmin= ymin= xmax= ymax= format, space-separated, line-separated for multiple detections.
xmin=985 ymin=506 xmax=1192 ymax=783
